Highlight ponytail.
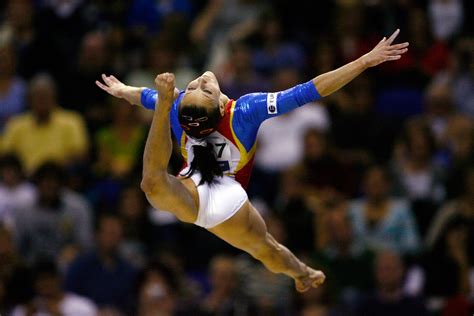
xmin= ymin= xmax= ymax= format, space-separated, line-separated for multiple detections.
xmin=183 ymin=142 xmax=223 ymax=186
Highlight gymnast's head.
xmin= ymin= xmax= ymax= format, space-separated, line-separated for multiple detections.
xmin=178 ymin=71 xmax=225 ymax=139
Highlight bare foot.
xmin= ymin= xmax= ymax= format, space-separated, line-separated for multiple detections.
xmin=295 ymin=267 xmax=325 ymax=292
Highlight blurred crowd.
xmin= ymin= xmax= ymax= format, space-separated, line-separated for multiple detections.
xmin=0 ymin=0 xmax=473 ymax=315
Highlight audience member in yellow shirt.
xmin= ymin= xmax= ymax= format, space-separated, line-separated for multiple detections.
xmin=1 ymin=74 xmax=89 ymax=174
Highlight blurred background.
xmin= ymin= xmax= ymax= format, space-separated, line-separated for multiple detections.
xmin=0 ymin=0 xmax=473 ymax=315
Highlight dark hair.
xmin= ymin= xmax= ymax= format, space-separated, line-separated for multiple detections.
xmin=0 ymin=153 xmax=23 ymax=174
xmin=179 ymin=103 xmax=223 ymax=186
xmin=183 ymin=143 xmax=223 ymax=186
xmin=33 ymin=161 xmax=64 ymax=184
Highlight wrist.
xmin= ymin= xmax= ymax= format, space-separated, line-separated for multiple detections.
xmin=358 ymin=55 xmax=370 ymax=70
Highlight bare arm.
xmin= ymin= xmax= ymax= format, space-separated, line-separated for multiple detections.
xmin=142 ymin=74 xmax=175 ymax=177
xmin=96 ymin=74 xmax=179 ymax=107
xmin=313 ymin=29 xmax=409 ymax=97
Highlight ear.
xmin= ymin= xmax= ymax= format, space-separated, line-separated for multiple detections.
xmin=219 ymin=92 xmax=229 ymax=116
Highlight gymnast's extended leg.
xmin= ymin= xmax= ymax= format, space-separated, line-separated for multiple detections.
xmin=209 ymin=202 xmax=325 ymax=292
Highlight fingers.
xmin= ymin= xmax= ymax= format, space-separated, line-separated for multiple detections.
xmin=386 ymin=28 xmax=400 ymax=45
xmin=389 ymin=42 xmax=409 ymax=50
xmin=101 ymin=73 xmax=112 ymax=86
xmin=95 ymin=80 xmax=110 ymax=92
xmin=386 ymin=55 xmax=402 ymax=61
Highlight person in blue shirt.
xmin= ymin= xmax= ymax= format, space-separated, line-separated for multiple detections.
xmin=96 ymin=29 xmax=408 ymax=292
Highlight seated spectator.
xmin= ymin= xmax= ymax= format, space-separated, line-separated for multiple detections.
xmin=0 ymin=42 xmax=26 ymax=132
xmin=218 ymin=40 xmax=269 ymax=100
xmin=14 ymin=162 xmax=93 ymax=263
xmin=424 ymin=214 xmax=474 ymax=307
xmin=0 ymin=154 xmax=35 ymax=231
xmin=356 ymin=250 xmax=428 ymax=316
xmin=426 ymin=167 xmax=474 ymax=251
xmin=252 ymin=14 xmax=305 ymax=77
xmin=94 ymin=97 xmax=146 ymax=179
xmin=391 ymin=119 xmax=445 ymax=236
xmin=200 ymin=255 xmax=255 ymax=315
xmin=251 ymin=67 xmax=329 ymax=204
xmin=292 ymin=128 xmax=358 ymax=198
xmin=118 ymin=185 xmax=154 ymax=268
xmin=1 ymin=74 xmax=89 ymax=174
xmin=11 ymin=261 xmax=97 ymax=316
xmin=312 ymin=205 xmax=374 ymax=309
xmin=0 ymin=225 xmax=33 ymax=313
xmin=442 ymin=116 xmax=474 ymax=198
xmin=349 ymin=166 xmax=420 ymax=255
xmin=65 ymin=214 xmax=139 ymax=314
xmin=432 ymin=38 xmax=473 ymax=117
xmin=329 ymin=75 xmax=399 ymax=164
xmin=236 ymin=214 xmax=293 ymax=315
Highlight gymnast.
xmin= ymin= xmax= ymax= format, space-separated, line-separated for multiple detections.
xmin=96 ymin=29 xmax=408 ymax=292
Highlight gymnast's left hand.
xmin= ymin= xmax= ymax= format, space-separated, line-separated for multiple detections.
xmin=155 ymin=72 xmax=176 ymax=103
xmin=361 ymin=29 xmax=409 ymax=68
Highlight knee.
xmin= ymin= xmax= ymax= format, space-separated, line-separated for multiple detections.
xmin=140 ymin=172 xmax=168 ymax=195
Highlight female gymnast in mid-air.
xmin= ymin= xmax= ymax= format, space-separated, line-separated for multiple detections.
xmin=96 ymin=29 xmax=408 ymax=292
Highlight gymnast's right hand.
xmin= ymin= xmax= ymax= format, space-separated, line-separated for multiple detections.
xmin=95 ymin=74 xmax=127 ymax=99
xmin=155 ymin=72 xmax=176 ymax=103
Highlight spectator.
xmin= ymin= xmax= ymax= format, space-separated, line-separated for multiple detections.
xmin=427 ymin=167 xmax=474 ymax=251
xmin=252 ymin=13 xmax=305 ymax=76
xmin=94 ymin=97 xmax=146 ymax=179
xmin=65 ymin=214 xmax=139 ymax=313
xmin=251 ymin=67 xmax=329 ymax=203
xmin=423 ymin=215 xmax=471 ymax=316
xmin=237 ymin=214 xmax=293 ymax=315
xmin=218 ymin=40 xmax=269 ymax=100
xmin=292 ymin=128 xmax=358 ymax=198
xmin=391 ymin=119 xmax=445 ymax=236
xmin=433 ymin=38 xmax=473 ymax=117
xmin=0 ymin=42 xmax=26 ymax=132
xmin=60 ymin=31 xmax=113 ymax=131
xmin=1 ymin=74 xmax=89 ymax=174
xmin=118 ymin=185 xmax=155 ymax=267
xmin=349 ymin=166 xmax=421 ymax=255
xmin=11 ymin=260 xmax=97 ymax=316
xmin=14 ymin=162 xmax=93 ymax=263
xmin=428 ymin=0 xmax=464 ymax=42
xmin=355 ymin=250 xmax=428 ymax=316
xmin=312 ymin=205 xmax=374 ymax=308
xmin=0 ymin=154 xmax=35 ymax=231
xmin=0 ymin=225 xmax=33 ymax=313
xmin=136 ymin=260 xmax=196 ymax=316
xmin=200 ymin=255 xmax=255 ymax=315
xmin=442 ymin=116 xmax=474 ymax=197
xmin=191 ymin=0 xmax=265 ymax=71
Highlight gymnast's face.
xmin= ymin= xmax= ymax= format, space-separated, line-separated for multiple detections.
xmin=181 ymin=71 xmax=223 ymax=114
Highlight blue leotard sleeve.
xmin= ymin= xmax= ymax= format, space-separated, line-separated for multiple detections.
xmin=231 ymin=80 xmax=321 ymax=151
xmin=140 ymin=88 xmax=184 ymax=145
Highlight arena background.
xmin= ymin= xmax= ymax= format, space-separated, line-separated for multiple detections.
xmin=0 ymin=0 xmax=473 ymax=315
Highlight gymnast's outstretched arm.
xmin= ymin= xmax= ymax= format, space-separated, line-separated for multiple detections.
xmin=95 ymin=74 xmax=180 ymax=106
xmin=312 ymin=29 xmax=407 ymax=96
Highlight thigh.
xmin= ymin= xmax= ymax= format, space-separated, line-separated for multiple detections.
xmin=208 ymin=202 xmax=269 ymax=254
xmin=145 ymin=174 xmax=200 ymax=223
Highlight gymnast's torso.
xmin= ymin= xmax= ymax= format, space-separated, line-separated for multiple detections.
xmin=140 ymin=80 xmax=321 ymax=189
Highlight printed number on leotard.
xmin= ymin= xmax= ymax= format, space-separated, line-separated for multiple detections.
xmin=217 ymin=161 xmax=230 ymax=171
xmin=213 ymin=143 xmax=230 ymax=171
xmin=214 ymin=143 xmax=226 ymax=158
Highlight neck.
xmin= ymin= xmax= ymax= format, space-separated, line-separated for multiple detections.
xmin=368 ymin=197 xmax=388 ymax=207
xmin=378 ymin=287 xmax=402 ymax=302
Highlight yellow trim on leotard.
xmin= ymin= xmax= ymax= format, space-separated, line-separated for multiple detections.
xmin=229 ymin=101 xmax=257 ymax=173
